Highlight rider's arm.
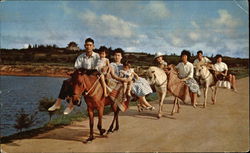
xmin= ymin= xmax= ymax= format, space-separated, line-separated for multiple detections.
xmin=181 ymin=63 xmax=194 ymax=81
xmin=110 ymin=67 xmax=128 ymax=82
xmin=133 ymin=71 xmax=139 ymax=80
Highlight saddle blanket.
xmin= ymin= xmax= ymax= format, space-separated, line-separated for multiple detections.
xmin=106 ymin=79 xmax=129 ymax=112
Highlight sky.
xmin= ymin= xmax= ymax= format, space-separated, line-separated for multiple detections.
xmin=0 ymin=0 xmax=249 ymax=58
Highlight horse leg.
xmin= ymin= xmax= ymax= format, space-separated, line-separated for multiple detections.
xmin=86 ymin=108 xmax=95 ymax=141
xmin=171 ymin=97 xmax=178 ymax=115
xmin=203 ymin=86 xmax=208 ymax=108
xmin=177 ymin=99 xmax=180 ymax=113
xmin=158 ymin=91 xmax=166 ymax=118
xmin=107 ymin=103 xmax=117 ymax=133
xmin=114 ymin=109 xmax=120 ymax=131
xmin=97 ymin=107 xmax=106 ymax=136
xmin=212 ymin=87 xmax=218 ymax=104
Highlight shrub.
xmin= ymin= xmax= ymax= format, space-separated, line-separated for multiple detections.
xmin=13 ymin=108 xmax=38 ymax=132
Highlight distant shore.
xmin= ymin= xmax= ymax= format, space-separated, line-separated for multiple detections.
xmin=0 ymin=64 xmax=73 ymax=78
xmin=1 ymin=64 xmax=249 ymax=79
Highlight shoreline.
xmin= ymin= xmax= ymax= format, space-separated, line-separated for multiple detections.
xmin=0 ymin=71 xmax=70 ymax=78
xmin=0 ymin=64 xmax=73 ymax=78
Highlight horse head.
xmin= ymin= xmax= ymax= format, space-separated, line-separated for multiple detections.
xmin=195 ymin=65 xmax=209 ymax=79
xmin=70 ymin=69 xmax=87 ymax=104
xmin=146 ymin=67 xmax=157 ymax=85
xmin=146 ymin=66 xmax=167 ymax=88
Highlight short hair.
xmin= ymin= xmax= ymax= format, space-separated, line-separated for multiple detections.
xmin=181 ymin=50 xmax=191 ymax=59
xmin=85 ymin=38 xmax=94 ymax=44
xmin=197 ymin=50 xmax=203 ymax=55
xmin=123 ymin=60 xmax=131 ymax=68
xmin=113 ymin=48 xmax=124 ymax=57
xmin=215 ymin=54 xmax=222 ymax=59
xmin=98 ymin=46 xmax=109 ymax=54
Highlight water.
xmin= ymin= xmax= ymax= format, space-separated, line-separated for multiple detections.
xmin=0 ymin=76 xmax=86 ymax=137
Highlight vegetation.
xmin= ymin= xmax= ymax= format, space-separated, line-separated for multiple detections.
xmin=13 ymin=108 xmax=38 ymax=132
xmin=38 ymin=97 xmax=62 ymax=120
xmin=1 ymin=46 xmax=248 ymax=69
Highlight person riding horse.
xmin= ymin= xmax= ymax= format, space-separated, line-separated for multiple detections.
xmin=213 ymin=54 xmax=237 ymax=92
xmin=48 ymin=38 xmax=100 ymax=114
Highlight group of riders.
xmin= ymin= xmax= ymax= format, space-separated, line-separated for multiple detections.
xmin=48 ymin=37 xmax=237 ymax=114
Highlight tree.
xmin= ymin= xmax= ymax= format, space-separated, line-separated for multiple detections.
xmin=13 ymin=108 xmax=38 ymax=132
xmin=67 ymin=42 xmax=78 ymax=48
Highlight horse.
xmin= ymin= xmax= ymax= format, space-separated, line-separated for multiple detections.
xmin=146 ymin=66 xmax=168 ymax=118
xmin=195 ymin=64 xmax=218 ymax=108
xmin=146 ymin=65 xmax=189 ymax=116
xmin=70 ymin=68 xmax=120 ymax=142
xmin=165 ymin=64 xmax=191 ymax=115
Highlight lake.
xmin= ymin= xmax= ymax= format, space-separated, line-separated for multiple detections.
xmin=0 ymin=76 xmax=86 ymax=137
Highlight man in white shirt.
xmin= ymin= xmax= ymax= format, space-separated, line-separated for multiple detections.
xmin=193 ymin=50 xmax=211 ymax=66
xmin=176 ymin=50 xmax=200 ymax=108
xmin=214 ymin=54 xmax=237 ymax=92
xmin=49 ymin=38 xmax=100 ymax=114
xmin=193 ymin=50 xmax=212 ymax=82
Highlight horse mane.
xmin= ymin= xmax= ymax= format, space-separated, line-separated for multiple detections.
xmin=77 ymin=68 xmax=99 ymax=76
xmin=148 ymin=66 xmax=165 ymax=76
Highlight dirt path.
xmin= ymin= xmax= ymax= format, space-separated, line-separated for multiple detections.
xmin=1 ymin=77 xmax=249 ymax=152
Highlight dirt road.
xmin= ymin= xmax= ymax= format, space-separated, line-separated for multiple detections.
xmin=1 ymin=77 xmax=249 ymax=152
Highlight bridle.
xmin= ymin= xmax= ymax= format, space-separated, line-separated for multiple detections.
xmin=72 ymin=73 xmax=101 ymax=99
xmin=200 ymin=66 xmax=211 ymax=80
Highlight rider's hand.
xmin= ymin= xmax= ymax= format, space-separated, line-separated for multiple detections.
xmin=181 ymin=78 xmax=187 ymax=82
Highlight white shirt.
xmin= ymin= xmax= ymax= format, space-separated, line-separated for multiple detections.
xmin=176 ymin=61 xmax=194 ymax=79
xmin=193 ymin=57 xmax=211 ymax=66
xmin=96 ymin=58 xmax=109 ymax=72
xmin=119 ymin=69 xmax=134 ymax=78
xmin=214 ymin=62 xmax=228 ymax=72
xmin=110 ymin=62 xmax=123 ymax=76
xmin=74 ymin=52 xmax=100 ymax=69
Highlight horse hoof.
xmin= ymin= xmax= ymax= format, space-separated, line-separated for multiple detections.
xmin=107 ymin=129 xmax=113 ymax=134
xmin=171 ymin=112 xmax=174 ymax=116
xmin=100 ymin=129 xmax=106 ymax=135
xmin=86 ymin=136 xmax=95 ymax=142
xmin=157 ymin=114 xmax=162 ymax=118
xmin=114 ymin=127 xmax=119 ymax=131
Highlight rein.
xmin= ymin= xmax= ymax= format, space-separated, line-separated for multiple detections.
xmin=84 ymin=74 xmax=102 ymax=96
xmin=200 ymin=67 xmax=212 ymax=80
xmin=155 ymin=77 xmax=168 ymax=87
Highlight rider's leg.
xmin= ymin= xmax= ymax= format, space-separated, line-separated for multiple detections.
xmin=49 ymin=79 xmax=71 ymax=111
xmin=123 ymin=82 xmax=128 ymax=101
xmin=100 ymin=74 xmax=108 ymax=97
xmin=138 ymin=96 xmax=152 ymax=107
xmin=190 ymin=91 xmax=197 ymax=108
xmin=127 ymin=81 xmax=132 ymax=97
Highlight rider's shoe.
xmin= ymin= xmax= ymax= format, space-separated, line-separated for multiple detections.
xmin=48 ymin=104 xmax=60 ymax=111
xmin=63 ymin=106 xmax=74 ymax=115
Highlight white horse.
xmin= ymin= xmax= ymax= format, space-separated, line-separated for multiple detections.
xmin=146 ymin=66 xmax=168 ymax=118
xmin=195 ymin=64 xmax=218 ymax=108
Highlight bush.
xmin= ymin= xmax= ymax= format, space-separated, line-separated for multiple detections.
xmin=38 ymin=97 xmax=61 ymax=120
xmin=13 ymin=108 xmax=38 ymax=132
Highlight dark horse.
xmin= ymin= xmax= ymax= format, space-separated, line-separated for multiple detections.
xmin=70 ymin=68 xmax=120 ymax=142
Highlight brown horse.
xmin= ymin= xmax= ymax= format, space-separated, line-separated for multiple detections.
xmin=70 ymin=68 xmax=120 ymax=142
xmin=165 ymin=64 xmax=190 ymax=115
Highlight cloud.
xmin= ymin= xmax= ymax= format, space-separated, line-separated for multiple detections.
xmin=213 ymin=9 xmax=241 ymax=28
xmin=79 ymin=10 xmax=138 ymax=38
xmin=145 ymin=1 xmax=170 ymax=19
xmin=188 ymin=32 xmax=200 ymax=41
xmin=191 ymin=21 xmax=200 ymax=29
xmin=88 ymin=1 xmax=170 ymax=24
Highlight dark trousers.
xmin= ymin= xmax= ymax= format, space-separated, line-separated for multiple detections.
xmin=58 ymin=78 xmax=73 ymax=100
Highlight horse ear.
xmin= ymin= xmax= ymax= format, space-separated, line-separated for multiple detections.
xmin=67 ymin=72 xmax=73 ymax=76
xmin=151 ymin=71 xmax=155 ymax=73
